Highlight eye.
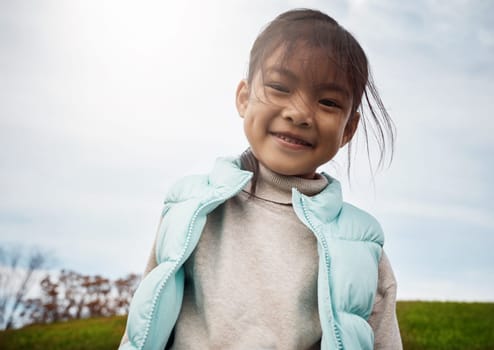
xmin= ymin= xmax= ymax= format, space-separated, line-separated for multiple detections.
xmin=319 ymin=99 xmax=340 ymax=108
xmin=266 ymin=83 xmax=290 ymax=93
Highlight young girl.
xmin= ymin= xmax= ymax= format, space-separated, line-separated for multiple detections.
xmin=120 ymin=9 xmax=401 ymax=350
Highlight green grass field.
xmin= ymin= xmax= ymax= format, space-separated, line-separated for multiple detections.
xmin=0 ymin=316 xmax=125 ymax=350
xmin=396 ymin=301 xmax=494 ymax=350
xmin=0 ymin=301 xmax=493 ymax=349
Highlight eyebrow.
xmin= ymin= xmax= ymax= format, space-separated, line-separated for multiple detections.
xmin=265 ymin=67 xmax=351 ymax=98
xmin=315 ymin=82 xmax=351 ymax=98
xmin=265 ymin=67 xmax=298 ymax=81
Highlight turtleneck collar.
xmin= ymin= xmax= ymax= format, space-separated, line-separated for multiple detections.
xmin=243 ymin=163 xmax=329 ymax=205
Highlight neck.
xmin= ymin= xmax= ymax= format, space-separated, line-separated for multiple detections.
xmin=243 ymin=163 xmax=328 ymax=205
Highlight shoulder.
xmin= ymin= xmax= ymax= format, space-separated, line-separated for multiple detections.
xmin=163 ymin=174 xmax=211 ymax=204
xmin=335 ymin=202 xmax=385 ymax=246
xmin=162 ymin=156 xmax=250 ymax=205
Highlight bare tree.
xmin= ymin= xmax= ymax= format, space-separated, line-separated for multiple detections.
xmin=22 ymin=270 xmax=141 ymax=325
xmin=0 ymin=244 xmax=53 ymax=330
xmin=113 ymin=273 xmax=140 ymax=315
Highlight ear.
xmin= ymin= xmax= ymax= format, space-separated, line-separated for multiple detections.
xmin=235 ymin=79 xmax=250 ymax=118
xmin=340 ymin=111 xmax=360 ymax=147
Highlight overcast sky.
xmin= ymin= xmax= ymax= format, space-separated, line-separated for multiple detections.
xmin=1 ymin=0 xmax=493 ymax=301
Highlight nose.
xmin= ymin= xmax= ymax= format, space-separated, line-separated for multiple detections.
xmin=281 ymin=96 xmax=314 ymax=127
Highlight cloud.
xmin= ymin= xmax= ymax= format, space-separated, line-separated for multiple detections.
xmin=1 ymin=0 xmax=493 ymax=301
xmin=381 ymin=199 xmax=494 ymax=231
xmin=399 ymin=277 xmax=494 ymax=302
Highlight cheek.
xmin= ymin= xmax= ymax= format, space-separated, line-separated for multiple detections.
xmin=243 ymin=116 xmax=260 ymax=148
xmin=317 ymin=125 xmax=347 ymax=151
xmin=244 ymin=109 xmax=268 ymax=132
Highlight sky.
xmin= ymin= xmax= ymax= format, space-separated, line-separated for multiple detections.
xmin=1 ymin=0 xmax=493 ymax=301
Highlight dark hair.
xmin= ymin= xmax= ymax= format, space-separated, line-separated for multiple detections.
xmin=240 ymin=8 xmax=395 ymax=187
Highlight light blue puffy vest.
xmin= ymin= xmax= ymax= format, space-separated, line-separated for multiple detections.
xmin=121 ymin=157 xmax=384 ymax=350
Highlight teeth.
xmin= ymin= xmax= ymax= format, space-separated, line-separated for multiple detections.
xmin=277 ymin=134 xmax=310 ymax=146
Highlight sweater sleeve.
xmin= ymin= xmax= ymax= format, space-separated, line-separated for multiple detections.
xmin=368 ymin=250 xmax=403 ymax=350
xmin=119 ymin=217 xmax=162 ymax=348
xmin=142 ymin=233 xmax=159 ymax=276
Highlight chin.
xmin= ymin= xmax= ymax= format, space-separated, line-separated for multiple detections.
xmin=266 ymin=162 xmax=314 ymax=178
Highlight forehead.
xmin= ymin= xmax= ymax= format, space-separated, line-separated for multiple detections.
xmin=261 ymin=43 xmax=349 ymax=87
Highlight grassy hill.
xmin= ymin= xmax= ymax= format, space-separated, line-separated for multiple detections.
xmin=396 ymin=301 xmax=494 ymax=349
xmin=0 ymin=301 xmax=493 ymax=349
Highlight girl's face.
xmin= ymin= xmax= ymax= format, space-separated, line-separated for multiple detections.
xmin=236 ymin=44 xmax=360 ymax=178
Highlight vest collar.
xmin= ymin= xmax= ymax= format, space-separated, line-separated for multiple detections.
xmin=210 ymin=157 xmax=343 ymax=226
xmin=292 ymin=172 xmax=343 ymax=226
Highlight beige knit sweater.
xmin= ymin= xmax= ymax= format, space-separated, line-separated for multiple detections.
xmin=130 ymin=165 xmax=402 ymax=349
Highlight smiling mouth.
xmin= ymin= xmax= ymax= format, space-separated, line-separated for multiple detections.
xmin=271 ymin=132 xmax=313 ymax=147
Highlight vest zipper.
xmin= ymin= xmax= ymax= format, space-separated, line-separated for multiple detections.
xmin=139 ymin=176 xmax=251 ymax=350
xmin=298 ymin=196 xmax=344 ymax=350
